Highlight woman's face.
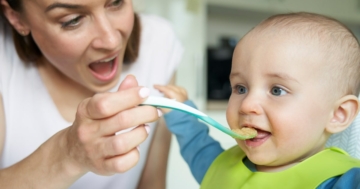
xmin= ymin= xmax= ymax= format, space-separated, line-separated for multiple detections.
xmin=21 ymin=0 xmax=134 ymax=92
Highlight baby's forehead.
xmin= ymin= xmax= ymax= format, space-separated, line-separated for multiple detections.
xmin=248 ymin=21 xmax=330 ymax=45
xmin=235 ymin=13 xmax=360 ymax=96
xmin=236 ymin=32 xmax=327 ymax=70
xmin=241 ymin=17 xmax=355 ymax=64
xmin=239 ymin=26 xmax=325 ymax=59
xmin=247 ymin=14 xmax=357 ymax=49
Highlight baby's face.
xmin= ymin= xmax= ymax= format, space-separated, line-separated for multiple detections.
xmin=226 ymin=31 xmax=334 ymax=172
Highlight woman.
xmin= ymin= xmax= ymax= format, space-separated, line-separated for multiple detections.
xmin=0 ymin=0 xmax=183 ymax=188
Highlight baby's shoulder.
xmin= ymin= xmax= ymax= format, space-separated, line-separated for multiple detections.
xmin=324 ymin=168 xmax=360 ymax=189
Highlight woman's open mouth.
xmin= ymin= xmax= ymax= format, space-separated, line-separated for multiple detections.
xmin=89 ymin=55 xmax=118 ymax=82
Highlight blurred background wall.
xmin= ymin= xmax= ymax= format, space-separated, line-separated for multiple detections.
xmin=133 ymin=0 xmax=360 ymax=188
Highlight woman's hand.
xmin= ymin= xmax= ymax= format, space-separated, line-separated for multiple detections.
xmin=65 ymin=75 xmax=161 ymax=175
xmin=153 ymin=84 xmax=188 ymax=114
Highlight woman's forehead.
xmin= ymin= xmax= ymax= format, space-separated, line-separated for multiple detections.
xmin=22 ymin=0 xmax=115 ymax=14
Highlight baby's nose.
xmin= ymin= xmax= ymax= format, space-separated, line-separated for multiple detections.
xmin=239 ymin=93 xmax=263 ymax=115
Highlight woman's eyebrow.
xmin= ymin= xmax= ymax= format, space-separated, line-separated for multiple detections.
xmin=45 ymin=2 xmax=83 ymax=12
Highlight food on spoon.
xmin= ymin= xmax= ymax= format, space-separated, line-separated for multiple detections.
xmin=232 ymin=127 xmax=257 ymax=138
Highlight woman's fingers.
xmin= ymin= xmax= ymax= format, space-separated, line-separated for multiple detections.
xmin=82 ymin=87 xmax=150 ymax=120
xmin=67 ymin=75 xmax=161 ymax=175
xmin=102 ymin=125 xmax=149 ymax=158
xmin=99 ymin=105 xmax=159 ymax=135
xmin=104 ymin=148 xmax=140 ymax=173
xmin=118 ymin=75 xmax=138 ymax=91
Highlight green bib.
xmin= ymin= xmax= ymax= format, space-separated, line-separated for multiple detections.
xmin=201 ymin=146 xmax=360 ymax=189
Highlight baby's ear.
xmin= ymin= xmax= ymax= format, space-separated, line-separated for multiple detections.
xmin=326 ymin=95 xmax=360 ymax=134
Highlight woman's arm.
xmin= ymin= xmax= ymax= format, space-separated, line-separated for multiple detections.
xmin=0 ymin=95 xmax=82 ymax=188
xmin=0 ymin=75 xmax=156 ymax=188
xmin=0 ymin=127 xmax=85 ymax=188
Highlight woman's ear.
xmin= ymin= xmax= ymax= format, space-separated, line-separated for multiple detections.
xmin=326 ymin=95 xmax=360 ymax=134
xmin=0 ymin=0 xmax=30 ymax=35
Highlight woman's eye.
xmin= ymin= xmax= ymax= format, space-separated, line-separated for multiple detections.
xmin=233 ymin=85 xmax=247 ymax=94
xmin=61 ymin=16 xmax=83 ymax=28
xmin=271 ymin=86 xmax=287 ymax=96
xmin=109 ymin=0 xmax=123 ymax=8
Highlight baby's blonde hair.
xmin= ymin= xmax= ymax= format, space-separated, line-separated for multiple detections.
xmin=252 ymin=12 xmax=360 ymax=96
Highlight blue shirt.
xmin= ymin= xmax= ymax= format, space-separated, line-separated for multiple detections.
xmin=164 ymin=100 xmax=360 ymax=189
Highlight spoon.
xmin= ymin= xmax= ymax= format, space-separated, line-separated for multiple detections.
xmin=140 ymin=96 xmax=256 ymax=140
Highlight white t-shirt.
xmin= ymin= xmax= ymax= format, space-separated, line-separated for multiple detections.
xmin=0 ymin=14 xmax=183 ymax=189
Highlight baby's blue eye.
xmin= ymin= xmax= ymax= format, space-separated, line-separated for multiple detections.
xmin=234 ymin=85 xmax=247 ymax=94
xmin=271 ymin=86 xmax=287 ymax=96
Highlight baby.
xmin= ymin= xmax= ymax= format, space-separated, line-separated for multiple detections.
xmin=154 ymin=12 xmax=360 ymax=188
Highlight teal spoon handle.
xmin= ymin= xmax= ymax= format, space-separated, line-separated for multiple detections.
xmin=140 ymin=96 xmax=254 ymax=140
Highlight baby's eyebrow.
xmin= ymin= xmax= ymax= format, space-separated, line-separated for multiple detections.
xmin=229 ymin=72 xmax=243 ymax=80
xmin=229 ymin=72 xmax=300 ymax=84
xmin=266 ymin=73 xmax=299 ymax=83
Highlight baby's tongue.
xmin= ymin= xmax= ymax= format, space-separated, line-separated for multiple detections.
xmin=89 ymin=62 xmax=112 ymax=76
xmin=254 ymin=129 xmax=271 ymax=139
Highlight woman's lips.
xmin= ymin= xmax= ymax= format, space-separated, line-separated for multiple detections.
xmin=245 ymin=129 xmax=271 ymax=148
xmin=89 ymin=56 xmax=118 ymax=82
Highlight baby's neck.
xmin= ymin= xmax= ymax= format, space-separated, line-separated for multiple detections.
xmin=256 ymin=161 xmax=299 ymax=172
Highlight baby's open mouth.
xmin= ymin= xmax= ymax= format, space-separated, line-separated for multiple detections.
xmin=232 ymin=127 xmax=258 ymax=138
xmin=248 ymin=129 xmax=271 ymax=142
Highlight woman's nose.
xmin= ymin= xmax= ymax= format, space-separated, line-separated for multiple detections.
xmin=91 ymin=15 xmax=120 ymax=50
xmin=238 ymin=92 xmax=263 ymax=115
